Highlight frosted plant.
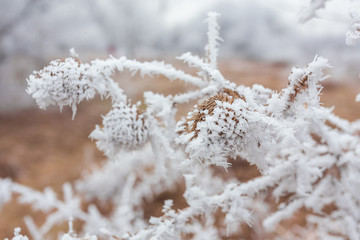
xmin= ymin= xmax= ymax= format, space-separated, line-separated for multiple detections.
xmin=346 ymin=3 xmax=360 ymax=46
xmin=60 ymin=219 xmax=98 ymax=240
xmin=176 ymin=87 xmax=274 ymax=172
xmin=26 ymin=57 xmax=95 ymax=119
xmin=90 ymin=102 xmax=149 ymax=157
xmin=5 ymin=228 xmax=29 ymax=240
xmin=1 ymin=10 xmax=360 ymax=240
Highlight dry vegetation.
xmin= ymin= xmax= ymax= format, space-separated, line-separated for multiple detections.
xmin=0 ymin=59 xmax=359 ymax=238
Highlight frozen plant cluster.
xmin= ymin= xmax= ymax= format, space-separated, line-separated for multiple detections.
xmin=1 ymin=11 xmax=360 ymax=240
xmin=347 ymin=2 xmax=360 ymax=46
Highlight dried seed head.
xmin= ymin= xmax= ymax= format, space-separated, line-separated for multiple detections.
xmin=90 ymin=102 xmax=149 ymax=157
xmin=181 ymin=89 xmax=242 ymax=139
xmin=27 ymin=57 xmax=94 ymax=118
xmin=176 ymin=89 xmax=249 ymax=168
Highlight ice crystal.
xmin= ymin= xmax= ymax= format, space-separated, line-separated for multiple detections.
xmin=346 ymin=5 xmax=360 ymax=46
xmin=26 ymin=57 xmax=95 ymax=119
xmin=176 ymin=89 xmax=248 ymax=168
xmin=90 ymin=102 xmax=148 ymax=157
xmin=2 ymin=10 xmax=360 ymax=240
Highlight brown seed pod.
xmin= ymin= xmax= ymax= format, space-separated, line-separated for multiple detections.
xmin=176 ymin=88 xmax=249 ymax=168
xmin=179 ymin=88 xmax=244 ymax=140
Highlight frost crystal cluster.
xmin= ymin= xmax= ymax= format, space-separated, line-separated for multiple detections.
xmin=347 ymin=4 xmax=360 ymax=46
xmin=2 ymin=11 xmax=360 ymax=240
xmin=90 ymin=102 xmax=149 ymax=156
xmin=26 ymin=57 xmax=95 ymax=119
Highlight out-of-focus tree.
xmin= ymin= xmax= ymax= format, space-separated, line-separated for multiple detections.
xmin=0 ymin=0 xmax=46 ymax=111
xmin=88 ymin=0 xmax=167 ymax=57
xmin=0 ymin=0 xmax=41 ymax=63
xmin=0 ymin=0 xmax=167 ymax=111
xmin=165 ymin=1 xmax=302 ymax=62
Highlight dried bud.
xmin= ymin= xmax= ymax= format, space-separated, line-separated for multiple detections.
xmin=176 ymin=89 xmax=249 ymax=168
xmin=26 ymin=57 xmax=94 ymax=119
xmin=90 ymin=102 xmax=148 ymax=157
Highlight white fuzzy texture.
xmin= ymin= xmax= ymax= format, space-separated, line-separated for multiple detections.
xmin=205 ymin=12 xmax=222 ymax=69
xmin=5 ymin=228 xmax=29 ymax=240
xmin=26 ymin=58 xmax=95 ymax=119
xmin=90 ymin=102 xmax=148 ymax=157
xmin=2 ymin=9 xmax=360 ymax=240
xmin=347 ymin=5 xmax=360 ymax=46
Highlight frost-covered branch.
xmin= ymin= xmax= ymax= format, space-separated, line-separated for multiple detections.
xmin=3 ymin=9 xmax=360 ymax=240
xmin=205 ymin=12 xmax=222 ymax=69
xmin=346 ymin=4 xmax=360 ymax=46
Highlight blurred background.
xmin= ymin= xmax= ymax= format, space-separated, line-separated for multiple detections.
xmin=1 ymin=0 xmax=360 ymax=112
xmin=1 ymin=0 xmax=360 ymax=238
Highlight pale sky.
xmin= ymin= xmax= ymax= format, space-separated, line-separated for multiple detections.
xmin=164 ymin=0 xmax=351 ymax=37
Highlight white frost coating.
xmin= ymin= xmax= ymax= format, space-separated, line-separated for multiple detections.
xmin=3 ymin=9 xmax=360 ymax=240
xmin=176 ymin=97 xmax=248 ymax=168
xmin=114 ymin=57 xmax=207 ymax=87
xmin=90 ymin=102 xmax=148 ymax=157
xmin=177 ymin=52 xmax=230 ymax=89
xmin=5 ymin=228 xmax=29 ymax=240
xmin=173 ymin=85 xmax=218 ymax=104
xmin=69 ymin=48 xmax=79 ymax=58
xmin=60 ymin=219 xmax=98 ymax=240
xmin=61 ymin=234 xmax=97 ymax=240
xmin=356 ymin=93 xmax=360 ymax=102
xmin=0 ymin=178 xmax=12 ymax=209
xmin=346 ymin=4 xmax=360 ymax=46
xmin=176 ymin=91 xmax=273 ymax=172
xmin=26 ymin=58 xmax=95 ymax=119
xmin=26 ymin=55 xmax=206 ymax=121
xmin=205 ymin=12 xmax=222 ymax=69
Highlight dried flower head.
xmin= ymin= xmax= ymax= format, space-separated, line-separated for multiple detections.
xmin=26 ymin=57 xmax=94 ymax=119
xmin=90 ymin=102 xmax=149 ymax=157
xmin=176 ymin=89 xmax=249 ymax=168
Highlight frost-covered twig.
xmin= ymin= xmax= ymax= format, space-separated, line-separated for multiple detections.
xmin=346 ymin=4 xmax=360 ymax=46
xmin=3 ymin=9 xmax=360 ymax=240
xmin=205 ymin=12 xmax=222 ymax=69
